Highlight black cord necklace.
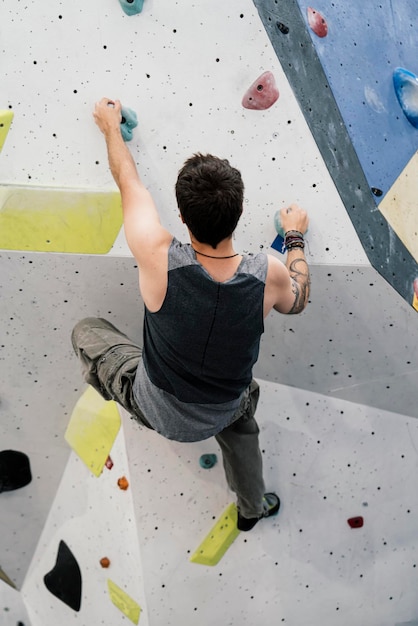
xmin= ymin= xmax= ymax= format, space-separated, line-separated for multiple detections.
xmin=193 ymin=248 xmax=239 ymax=259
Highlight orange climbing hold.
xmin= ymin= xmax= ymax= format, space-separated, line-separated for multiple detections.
xmin=117 ymin=476 xmax=129 ymax=490
xmin=242 ymin=71 xmax=279 ymax=110
xmin=100 ymin=557 xmax=111 ymax=568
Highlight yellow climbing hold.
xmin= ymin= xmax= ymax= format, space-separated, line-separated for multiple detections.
xmin=65 ymin=386 xmax=121 ymax=477
xmin=107 ymin=579 xmax=141 ymax=624
xmin=413 ymin=292 xmax=418 ymax=312
xmin=190 ymin=503 xmax=240 ymax=566
xmin=0 ymin=185 xmax=122 ymax=253
xmin=0 ymin=110 xmax=14 ymax=152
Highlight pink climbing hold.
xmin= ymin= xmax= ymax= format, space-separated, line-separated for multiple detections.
xmin=414 ymin=278 xmax=418 ymax=298
xmin=242 ymin=71 xmax=279 ymax=111
xmin=307 ymin=7 xmax=328 ymax=38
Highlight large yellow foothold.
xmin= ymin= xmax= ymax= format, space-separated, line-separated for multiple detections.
xmin=65 ymin=386 xmax=121 ymax=477
xmin=190 ymin=503 xmax=240 ymax=566
xmin=413 ymin=293 xmax=418 ymax=312
xmin=0 ymin=110 xmax=14 ymax=152
xmin=0 ymin=185 xmax=122 ymax=254
xmin=107 ymin=579 xmax=141 ymax=624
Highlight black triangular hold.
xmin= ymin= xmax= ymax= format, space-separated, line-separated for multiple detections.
xmin=43 ymin=540 xmax=82 ymax=612
xmin=0 ymin=450 xmax=32 ymax=493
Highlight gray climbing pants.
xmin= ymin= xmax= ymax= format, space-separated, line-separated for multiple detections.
xmin=71 ymin=317 xmax=265 ymax=518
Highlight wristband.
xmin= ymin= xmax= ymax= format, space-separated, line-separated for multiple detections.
xmin=284 ymin=230 xmax=305 ymax=251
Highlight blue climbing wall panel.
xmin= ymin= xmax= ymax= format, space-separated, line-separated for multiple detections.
xmin=253 ymin=0 xmax=418 ymax=308
xmin=297 ymin=0 xmax=418 ymax=199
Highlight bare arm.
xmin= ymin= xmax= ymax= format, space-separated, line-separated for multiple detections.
xmin=265 ymin=204 xmax=310 ymax=315
xmin=280 ymin=245 xmax=310 ymax=314
xmin=93 ymin=98 xmax=172 ymax=264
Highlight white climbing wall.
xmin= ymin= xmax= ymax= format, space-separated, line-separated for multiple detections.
xmin=1 ymin=0 xmax=417 ymax=624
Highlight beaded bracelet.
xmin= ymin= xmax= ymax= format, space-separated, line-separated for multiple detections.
xmin=286 ymin=241 xmax=305 ymax=250
xmin=284 ymin=230 xmax=305 ymax=251
xmin=284 ymin=230 xmax=304 ymax=238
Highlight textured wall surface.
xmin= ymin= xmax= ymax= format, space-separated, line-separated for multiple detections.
xmin=254 ymin=0 xmax=418 ymax=305
xmin=0 ymin=0 xmax=417 ymax=623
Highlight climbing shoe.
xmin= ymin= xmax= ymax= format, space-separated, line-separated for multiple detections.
xmin=237 ymin=493 xmax=280 ymax=531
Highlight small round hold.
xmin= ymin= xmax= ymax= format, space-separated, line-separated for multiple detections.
xmin=100 ymin=557 xmax=111 ymax=568
xmin=117 ymin=476 xmax=129 ymax=490
xmin=371 ymin=187 xmax=383 ymax=197
xmin=199 ymin=454 xmax=217 ymax=469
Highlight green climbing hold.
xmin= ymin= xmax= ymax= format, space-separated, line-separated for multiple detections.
xmin=118 ymin=0 xmax=144 ymax=16
xmin=199 ymin=454 xmax=217 ymax=469
xmin=120 ymin=106 xmax=138 ymax=142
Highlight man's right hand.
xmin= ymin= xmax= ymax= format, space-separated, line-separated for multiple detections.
xmin=279 ymin=203 xmax=309 ymax=235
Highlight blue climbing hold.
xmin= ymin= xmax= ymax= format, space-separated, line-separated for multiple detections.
xmin=120 ymin=106 xmax=138 ymax=142
xmin=118 ymin=0 xmax=144 ymax=16
xmin=199 ymin=454 xmax=217 ymax=469
xmin=393 ymin=67 xmax=418 ymax=129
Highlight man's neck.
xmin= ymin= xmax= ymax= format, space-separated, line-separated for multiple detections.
xmin=190 ymin=237 xmax=237 ymax=259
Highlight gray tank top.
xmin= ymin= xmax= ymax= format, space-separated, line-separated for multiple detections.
xmin=133 ymin=237 xmax=267 ymax=441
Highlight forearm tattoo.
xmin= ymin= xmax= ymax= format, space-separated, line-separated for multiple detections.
xmin=288 ymin=258 xmax=310 ymax=314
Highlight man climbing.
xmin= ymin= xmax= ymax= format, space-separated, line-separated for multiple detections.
xmin=72 ymin=98 xmax=310 ymax=531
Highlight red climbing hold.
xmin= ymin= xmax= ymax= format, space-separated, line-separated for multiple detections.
xmin=105 ymin=455 xmax=114 ymax=470
xmin=307 ymin=7 xmax=328 ymax=38
xmin=347 ymin=516 xmax=364 ymax=529
xmin=242 ymin=71 xmax=279 ymax=111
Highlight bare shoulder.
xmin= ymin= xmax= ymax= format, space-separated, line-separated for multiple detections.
xmin=263 ymin=255 xmax=292 ymax=316
xmin=264 ymin=251 xmax=310 ymax=316
xmin=265 ymin=254 xmax=291 ymax=287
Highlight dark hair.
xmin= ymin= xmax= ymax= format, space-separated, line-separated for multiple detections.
xmin=175 ymin=153 xmax=244 ymax=248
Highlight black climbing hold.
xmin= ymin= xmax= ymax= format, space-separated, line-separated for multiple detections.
xmin=0 ymin=450 xmax=32 ymax=493
xmin=371 ymin=187 xmax=383 ymax=197
xmin=44 ymin=540 xmax=82 ymax=612
xmin=277 ymin=22 xmax=289 ymax=34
